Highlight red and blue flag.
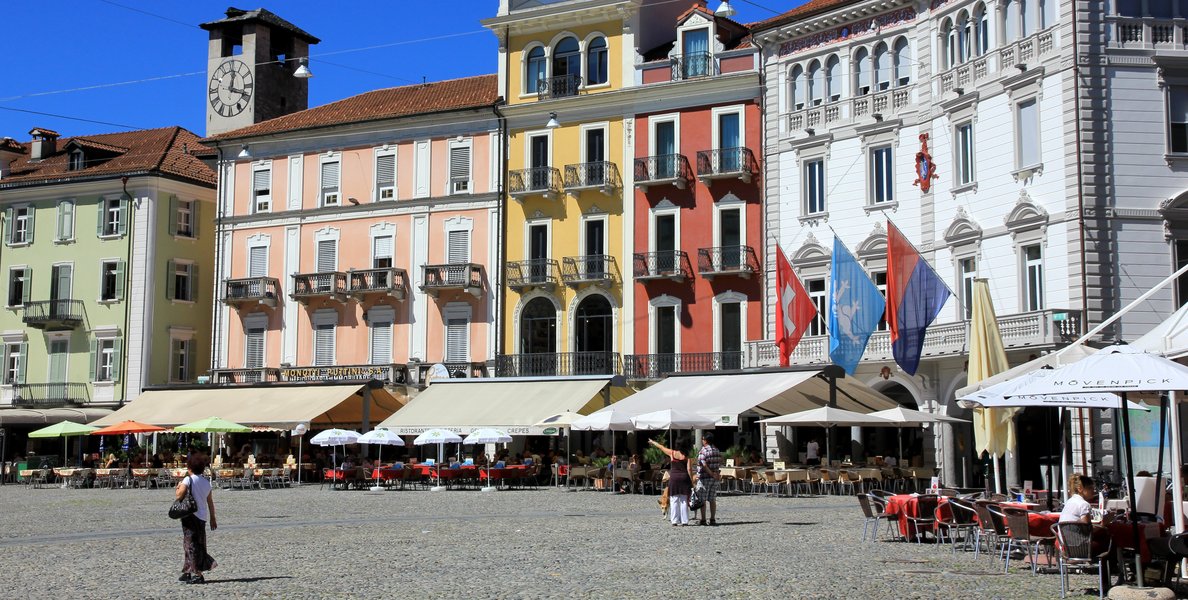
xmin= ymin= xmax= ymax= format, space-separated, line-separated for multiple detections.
xmin=886 ymin=221 xmax=952 ymax=375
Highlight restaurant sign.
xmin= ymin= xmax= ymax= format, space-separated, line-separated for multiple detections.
xmin=281 ymin=365 xmax=389 ymax=382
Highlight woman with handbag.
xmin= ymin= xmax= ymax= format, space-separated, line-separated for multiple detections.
xmin=174 ymin=453 xmax=217 ymax=584
xmin=648 ymin=437 xmax=693 ymax=526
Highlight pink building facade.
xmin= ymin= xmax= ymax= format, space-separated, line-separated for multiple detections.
xmin=206 ymin=76 xmax=501 ymax=386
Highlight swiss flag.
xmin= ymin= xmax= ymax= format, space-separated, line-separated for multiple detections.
xmin=775 ymin=244 xmax=817 ymax=367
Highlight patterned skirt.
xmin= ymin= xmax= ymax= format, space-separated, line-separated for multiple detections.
xmin=181 ymin=515 xmax=217 ymax=574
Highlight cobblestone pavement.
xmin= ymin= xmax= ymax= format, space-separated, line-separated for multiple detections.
xmin=0 ymin=484 xmax=1110 ymax=599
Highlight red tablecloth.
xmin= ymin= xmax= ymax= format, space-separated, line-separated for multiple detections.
xmin=885 ymin=494 xmax=946 ymax=537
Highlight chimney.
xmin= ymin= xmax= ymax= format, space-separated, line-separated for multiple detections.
xmin=29 ymin=127 xmax=60 ymax=162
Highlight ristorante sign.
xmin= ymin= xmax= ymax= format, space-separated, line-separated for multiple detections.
xmin=281 ymin=365 xmax=390 ymax=382
xmin=778 ymin=7 xmax=917 ymax=57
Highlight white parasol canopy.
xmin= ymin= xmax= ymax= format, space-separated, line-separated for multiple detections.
xmin=413 ymin=428 xmax=462 ymax=491
xmin=958 ymin=367 xmax=1149 ymax=410
xmin=1006 ymin=344 xmax=1188 ymax=396
xmin=758 ymin=406 xmax=894 ymax=427
xmin=357 ymin=428 xmax=404 ymax=491
xmin=868 ymin=407 xmax=969 ymax=425
xmin=462 ymin=428 xmax=512 ymax=445
xmin=570 ymin=410 xmax=634 ymax=432
xmin=310 ymin=429 xmax=361 ymax=446
xmin=631 ymin=409 xmax=717 ymax=430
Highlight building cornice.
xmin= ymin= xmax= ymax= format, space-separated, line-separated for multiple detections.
xmin=219 ymin=192 xmax=500 ymax=227
xmin=481 ymin=0 xmax=639 ymax=37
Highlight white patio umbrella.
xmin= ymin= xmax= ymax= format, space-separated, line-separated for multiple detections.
xmin=533 ymin=412 xmax=582 ymax=489
xmin=463 ymin=428 xmax=513 ymax=492
xmin=573 ymin=410 xmax=634 ymax=492
xmin=630 ymin=409 xmax=717 ymax=430
xmin=868 ymin=407 xmax=969 ymax=468
xmin=357 ymin=428 xmax=405 ymax=492
xmin=1006 ymin=344 xmax=1188 ymax=587
xmin=310 ymin=428 xmax=360 ymax=474
xmin=760 ymin=407 xmax=894 ymax=466
xmin=413 ymin=428 xmax=462 ymax=491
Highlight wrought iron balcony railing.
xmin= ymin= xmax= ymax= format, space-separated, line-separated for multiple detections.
xmin=11 ymin=383 xmax=89 ymax=408
xmin=21 ymin=300 xmax=85 ymax=330
xmin=563 ymin=161 xmax=621 ymax=194
xmin=506 ymin=259 xmax=561 ymax=292
xmin=495 ymin=352 xmax=621 ymax=377
xmin=633 ymin=251 xmax=693 ymax=282
xmin=348 ymin=268 xmax=408 ymax=301
xmin=671 ymin=52 xmax=715 ymax=80
xmin=223 ymin=277 xmax=281 ymax=308
xmin=634 ymin=154 xmax=692 ymax=191
xmin=537 ymin=73 xmax=583 ymax=99
xmin=420 ymin=264 xmax=484 ymax=297
xmin=509 ymin=167 xmax=563 ymax=199
xmin=561 ymin=255 xmax=617 ymax=288
xmin=623 ymin=352 xmax=743 ymax=380
xmin=210 ymin=367 xmax=282 ymax=384
xmin=696 ymin=147 xmax=757 ymax=183
xmin=291 ymin=272 xmax=348 ymax=303
xmin=698 ymin=246 xmax=760 ymax=279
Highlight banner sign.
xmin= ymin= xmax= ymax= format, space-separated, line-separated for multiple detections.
xmin=280 ymin=365 xmax=390 ymax=382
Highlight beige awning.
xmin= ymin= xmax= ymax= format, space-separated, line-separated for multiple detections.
xmin=377 ymin=376 xmax=627 ymax=435
xmin=0 ymin=407 xmax=112 ymax=426
xmin=88 ymin=384 xmax=405 ymax=429
xmin=591 ymin=370 xmax=899 ymax=425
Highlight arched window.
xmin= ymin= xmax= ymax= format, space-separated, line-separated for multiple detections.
xmin=526 ymin=46 xmax=546 ymax=93
xmin=808 ymin=60 xmax=823 ymax=105
xmin=873 ymin=43 xmax=890 ymax=91
xmin=957 ymin=11 xmax=971 ymax=63
xmin=825 ymin=54 xmax=841 ymax=101
xmin=893 ymin=37 xmax=911 ymax=87
xmin=853 ymin=47 xmax=870 ymax=95
xmin=974 ymin=3 xmax=990 ymax=55
xmin=790 ymin=65 xmax=806 ymax=109
xmin=943 ymin=19 xmax=956 ymax=69
xmin=553 ymin=37 xmax=580 ymax=78
xmin=1020 ymin=0 xmax=1033 ymax=37
xmin=519 ymin=297 xmax=557 ymax=356
xmin=574 ymin=295 xmax=613 ymax=357
xmin=586 ymin=36 xmax=608 ymax=85
xmin=1004 ymin=0 xmax=1020 ymax=42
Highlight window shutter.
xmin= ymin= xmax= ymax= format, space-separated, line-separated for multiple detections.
xmin=191 ymin=201 xmax=199 ymax=237
xmin=447 ymin=230 xmax=470 ymax=264
xmin=21 ymin=269 xmax=30 ymax=305
xmin=373 ymin=235 xmax=394 ymax=262
xmin=3 ymin=208 xmax=11 ymax=245
xmin=314 ymin=324 xmax=335 ymax=366
xmin=96 ymin=201 xmax=105 ymax=237
xmin=184 ymin=341 xmax=195 ymax=381
xmin=111 ymin=338 xmax=122 ymax=382
xmin=376 ymin=153 xmax=396 ymax=199
xmin=16 ymin=342 xmax=27 ymax=384
xmin=253 ymin=168 xmax=270 ymax=194
xmin=245 ymin=328 xmax=264 ymax=368
xmin=321 ymin=161 xmax=340 ymax=204
xmin=166 ymin=259 xmax=176 ymax=300
xmin=449 ymin=146 xmax=471 ymax=193
xmin=25 ymin=207 xmax=34 ymax=244
xmin=117 ymin=200 xmax=128 ymax=236
xmin=445 ymin=318 xmax=469 ymax=362
xmin=189 ymin=264 xmax=198 ymax=301
xmin=88 ymin=339 xmax=98 ymax=381
xmin=115 ymin=261 xmax=125 ymax=300
xmin=370 ymin=320 xmax=392 ymax=364
xmin=168 ymin=195 xmax=178 ymax=236
xmin=249 ymin=246 xmax=267 ymax=278
xmin=316 ymin=240 xmax=337 ymax=272
xmin=58 ymin=201 xmax=73 ymax=241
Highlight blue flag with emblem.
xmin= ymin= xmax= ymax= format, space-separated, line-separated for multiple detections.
xmin=828 ymin=237 xmax=886 ymax=375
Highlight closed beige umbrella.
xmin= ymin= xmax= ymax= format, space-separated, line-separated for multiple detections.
xmin=967 ymin=279 xmax=1015 ymax=493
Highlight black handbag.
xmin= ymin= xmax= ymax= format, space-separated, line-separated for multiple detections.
xmin=169 ymin=475 xmax=198 ymax=520
xmin=689 ymin=484 xmax=707 ymax=512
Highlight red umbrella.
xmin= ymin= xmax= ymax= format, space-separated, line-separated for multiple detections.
xmin=91 ymin=420 xmax=166 ymax=436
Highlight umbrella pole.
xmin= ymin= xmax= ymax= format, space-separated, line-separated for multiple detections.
xmin=1119 ymin=392 xmax=1144 ymax=587
xmin=993 ymin=455 xmax=1002 ymax=495
xmin=1169 ymin=391 xmax=1186 ymax=578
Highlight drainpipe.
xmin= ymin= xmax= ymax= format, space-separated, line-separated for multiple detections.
xmin=118 ymin=176 xmax=134 ymax=407
xmin=1069 ymin=0 xmax=1092 ymax=476
xmin=496 ymin=27 xmax=512 ymax=365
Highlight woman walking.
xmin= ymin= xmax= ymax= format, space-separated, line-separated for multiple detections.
xmin=648 ymin=437 xmax=693 ymax=526
xmin=176 ymin=453 xmax=217 ymax=584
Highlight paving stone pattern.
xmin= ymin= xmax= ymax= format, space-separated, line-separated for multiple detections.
xmin=0 ymin=485 xmax=1105 ymax=598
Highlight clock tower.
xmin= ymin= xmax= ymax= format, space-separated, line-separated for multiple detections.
xmin=200 ymin=7 xmax=320 ymax=137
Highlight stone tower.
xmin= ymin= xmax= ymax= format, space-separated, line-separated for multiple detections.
xmin=200 ymin=7 xmax=320 ymax=136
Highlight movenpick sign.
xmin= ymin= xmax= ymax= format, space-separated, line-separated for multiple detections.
xmin=1007 ymin=345 xmax=1188 ymax=397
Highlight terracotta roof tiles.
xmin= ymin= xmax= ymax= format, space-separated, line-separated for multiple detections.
xmin=748 ymin=0 xmax=861 ymax=32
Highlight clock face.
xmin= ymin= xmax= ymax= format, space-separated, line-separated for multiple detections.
xmin=208 ymin=59 xmax=254 ymax=117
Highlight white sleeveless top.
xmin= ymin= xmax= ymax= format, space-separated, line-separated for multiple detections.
xmin=183 ymin=475 xmax=212 ymax=522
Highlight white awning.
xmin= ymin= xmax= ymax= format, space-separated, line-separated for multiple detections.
xmin=594 ymin=370 xmax=899 ymax=426
xmin=0 ymin=407 xmax=112 ymax=426
xmin=377 ymin=376 xmax=628 ymax=436
xmin=88 ymin=384 xmax=405 ymax=429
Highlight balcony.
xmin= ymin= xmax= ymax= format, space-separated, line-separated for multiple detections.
xmin=11 ymin=383 xmax=89 ymax=408
xmin=564 ymin=161 xmax=621 ymax=195
xmin=1110 ymin=16 xmax=1186 ymax=50
xmin=348 ymin=268 xmax=408 ymax=301
xmin=223 ymin=277 xmax=282 ymax=309
xmin=420 ymin=264 xmax=484 ymax=298
xmin=623 ymin=352 xmax=743 ymax=381
xmin=509 ymin=167 xmax=562 ymax=200
xmin=291 ymin=272 xmax=348 ymax=304
xmin=633 ymin=251 xmax=693 ymax=283
xmin=634 ymin=154 xmax=693 ymax=191
xmin=561 ymin=255 xmax=617 ymax=288
xmin=495 ymin=352 xmax=621 ymax=377
xmin=506 ymin=259 xmax=561 ymax=292
xmin=698 ymin=246 xmax=760 ymax=279
xmin=413 ymin=361 xmax=488 ymax=384
xmin=210 ymin=363 xmax=410 ymax=385
xmin=696 ymin=147 xmax=757 ymax=184
xmin=210 ymin=367 xmax=282 ymax=384
xmin=21 ymin=300 xmax=84 ymax=330
xmin=741 ymin=308 xmax=1083 ymax=368
xmin=537 ymin=73 xmax=582 ymax=100
xmin=671 ymin=52 xmax=715 ymax=80
xmin=786 ymin=85 xmax=914 ymax=133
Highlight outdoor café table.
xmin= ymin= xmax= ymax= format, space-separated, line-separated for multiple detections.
xmin=884 ymin=493 xmax=951 ymax=537
xmin=1106 ymin=519 xmax=1165 ymax=564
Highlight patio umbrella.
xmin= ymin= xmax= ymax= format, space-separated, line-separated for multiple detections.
xmin=463 ymin=428 xmax=513 ymax=492
xmin=869 ymin=407 xmax=969 ymax=480
xmin=573 ymin=410 xmax=633 ymax=490
xmin=413 ymin=428 xmax=462 ymax=491
xmin=357 ymin=428 xmax=405 ymax=491
xmin=533 ymin=412 xmax=582 ymax=489
xmin=630 ymin=409 xmax=717 ymax=431
xmin=174 ymin=416 xmax=252 ymax=433
xmin=760 ymin=407 xmax=894 ymax=466
xmin=966 ymin=279 xmax=1014 ymax=493
xmin=30 ymin=421 xmax=97 ymax=466
xmin=310 ymin=428 xmax=361 ymax=474
xmin=92 ymin=420 xmax=165 ymax=468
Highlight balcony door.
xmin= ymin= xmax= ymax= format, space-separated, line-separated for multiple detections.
xmin=315 ymin=240 xmax=336 ymax=292
xmin=655 ymin=121 xmax=676 ymax=178
xmin=48 ymin=340 xmax=67 ymax=385
xmin=655 ymin=214 xmax=676 ymax=273
xmin=720 ymin=302 xmax=742 ymax=369
xmin=520 ymin=297 xmax=557 ymax=376
xmin=530 ymin=135 xmax=549 ymax=190
xmin=655 ymin=305 xmax=677 ymax=375
xmin=575 ymin=294 xmax=612 ymax=374
xmin=528 ymin=223 xmax=548 ymax=283
xmin=718 ymin=112 xmax=741 ymax=171
xmin=372 ymin=235 xmax=394 ymax=289
xmin=584 ymin=218 xmax=605 ymax=278
xmin=719 ymin=208 xmax=742 ymax=270
xmin=584 ymin=128 xmax=606 ymax=186
xmin=682 ymin=28 xmax=710 ymax=78
xmin=50 ymin=264 xmax=72 ymax=317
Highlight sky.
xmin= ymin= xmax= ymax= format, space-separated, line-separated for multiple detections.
xmin=0 ymin=1 xmax=790 ymax=140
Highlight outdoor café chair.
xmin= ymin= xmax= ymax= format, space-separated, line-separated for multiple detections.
xmin=31 ymin=468 xmax=50 ymax=489
xmin=836 ymin=470 xmax=857 ymax=496
xmin=943 ymin=498 xmax=981 ymax=555
xmin=905 ymin=495 xmax=940 ymax=544
xmin=1002 ymin=507 xmax=1054 ymax=575
xmin=973 ymin=501 xmax=1005 ymax=560
xmin=1052 ymin=522 xmax=1112 ymax=599
xmin=857 ymin=493 xmax=898 ymax=542
xmin=787 ymin=470 xmax=814 ymax=497
xmin=153 ymin=468 xmax=173 ymax=489
xmin=763 ymin=470 xmax=787 ymax=497
xmin=870 ymin=489 xmax=895 ymax=500
xmin=818 ymin=470 xmax=837 ymax=495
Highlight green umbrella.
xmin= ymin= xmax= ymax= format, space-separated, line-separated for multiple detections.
xmin=29 ymin=421 xmax=98 ymax=466
xmin=173 ymin=416 xmax=252 ymax=433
